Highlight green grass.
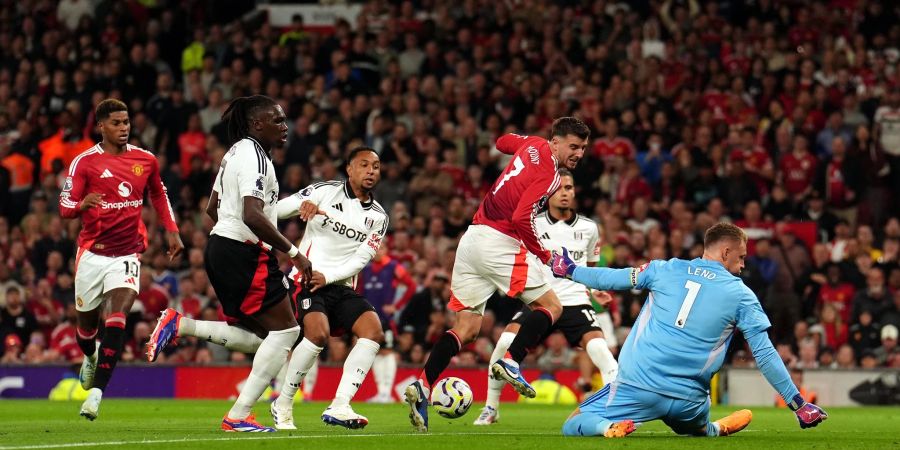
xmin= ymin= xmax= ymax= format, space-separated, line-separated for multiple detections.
xmin=1 ymin=400 xmax=898 ymax=449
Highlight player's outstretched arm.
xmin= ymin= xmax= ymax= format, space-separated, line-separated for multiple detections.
xmin=746 ymin=331 xmax=828 ymax=429
xmin=549 ymin=248 xmax=643 ymax=291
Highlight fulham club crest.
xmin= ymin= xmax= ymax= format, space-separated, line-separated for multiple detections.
xmin=365 ymin=217 xmax=374 ymax=228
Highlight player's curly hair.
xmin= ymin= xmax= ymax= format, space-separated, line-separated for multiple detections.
xmin=95 ymin=98 xmax=128 ymax=122
xmin=550 ymin=117 xmax=590 ymax=140
xmin=221 ymin=95 xmax=278 ymax=147
xmin=704 ymin=222 xmax=748 ymax=247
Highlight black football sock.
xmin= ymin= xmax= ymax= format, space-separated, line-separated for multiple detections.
xmin=506 ymin=306 xmax=553 ymax=363
xmin=419 ymin=331 xmax=462 ymax=388
xmin=76 ymin=326 xmax=98 ymax=357
xmin=92 ymin=312 xmax=127 ymax=391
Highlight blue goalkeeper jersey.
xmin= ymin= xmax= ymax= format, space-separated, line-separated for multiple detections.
xmin=573 ymin=257 xmax=771 ymax=403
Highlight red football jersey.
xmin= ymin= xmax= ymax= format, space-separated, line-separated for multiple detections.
xmin=473 ymin=134 xmax=560 ymax=263
xmin=592 ymin=136 xmax=636 ymax=161
xmin=59 ymin=143 xmax=178 ymax=257
xmin=779 ymin=151 xmax=818 ymax=196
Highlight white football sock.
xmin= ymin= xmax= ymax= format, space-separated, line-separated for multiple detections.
xmin=486 ymin=331 xmax=516 ymax=409
xmin=227 ymin=326 xmax=300 ymax=420
xmin=586 ymin=337 xmax=619 ymax=384
xmin=276 ymin=338 xmax=323 ymax=408
xmin=373 ymin=352 xmax=398 ymax=398
xmin=330 ymin=338 xmax=380 ymax=407
xmin=178 ymin=317 xmax=263 ymax=353
xmin=303 ymin=359 xmax=319 ymax=398
xmin=273 ymin=359 xmax=288 ymax=393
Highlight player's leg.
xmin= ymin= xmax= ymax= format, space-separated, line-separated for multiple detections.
xmin=79 ymin=252 xmax=142 ymax=421
xmin=79 ymin=286 xmax=136 ymax=420
xmin=73 ymin=249 xmax=104 ymax=392
xmin=223 ymin=295 xmax=299 ymax=432
xmin=492 ymin=252 xmax=559 ymax=398
xmin=663 ymin=396 xmax=751 ymax=437
xmin=323 ymin=304 xmax=383 ymax=429
xmin=147 ymin=307 xmax=264 ymax=360
xmin=579 ymin=330 xmax=619 ymax=385
xmin=562 ymin=382 xmax=667 ymax=438
xmin=406 ymin=226 xmax=492 ymax=431
xmin=369 ymin=322 xmax=397 ymax=403
xmin=474 ymin=318 xmax=520 ymax=425
xmin=271 ymin=308 xmax=327 ymax=430
xmin=75 ymin=307 xmax=101 ymax=390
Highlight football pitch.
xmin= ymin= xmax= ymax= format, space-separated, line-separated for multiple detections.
xmin=1 ymin=400 xmax=898 ymax=449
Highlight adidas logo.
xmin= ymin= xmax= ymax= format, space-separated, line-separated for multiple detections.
xmin=100 ymin=169 xmax=113 ymax=179
xmin=125 ymin=277 xmax=136 ymax=285
xmin=540 ymin=233 xmax=551 ymax=240
xmin=332 ymin=203 xmax=343 ymax=212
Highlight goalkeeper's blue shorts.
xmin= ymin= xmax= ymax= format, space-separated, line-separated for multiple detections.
xmin=562 ymin=381 xmax=710 ymax=436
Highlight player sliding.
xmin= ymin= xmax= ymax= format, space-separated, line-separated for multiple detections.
xmin=548 ymin=223 xmax=827 ymax=438
xmin=270 ymin=147 xmax=389 ymax=430
xmin=60 ymin=99 xmax=183 ymax=421
xmin=148 ymin=95 xmax=313 ymax=432
xmin=473 ymin=168 xmax=618 ymax=425
xmin=405 ymin=117 xmax=589 ymax=432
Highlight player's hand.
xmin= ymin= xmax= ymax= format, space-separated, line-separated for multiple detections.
xmin=549 ymin=247 xmax=577 ymax=279
xmin=383 ymin=304 xmax=396 ymax=315
xmin=790 ymin=394 xmax=828 ymax=429
xmin=165 ymin=231 xmax=184 ymax=261
xmin=79 ymin=193 xmax=104 ymax=210
xmin=298 ymin=200 xmax=327 ymax=221
xmin=291 ymin=254 xmax=313 ymax=289
xmin=309 ymin=270 xmax=327 ymax=292
xmin=593 ymin=290 xmax=614 ymax=307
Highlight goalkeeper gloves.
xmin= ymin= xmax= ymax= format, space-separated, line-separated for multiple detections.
xmin=788 ymin=394 xmax=828 ymax=429
xmin=549 ymin=248 xmax=577 ymax=279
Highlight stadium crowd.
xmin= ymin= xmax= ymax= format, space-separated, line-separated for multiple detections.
xmin=0 ymin=0 xmax=898 ymax=375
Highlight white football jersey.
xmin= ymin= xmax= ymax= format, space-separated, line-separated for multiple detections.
xmin=210 ymin=137 xmax=279 ymax=248
xmin=277 ymin=181 xmax=388 ymax=288
xmin=535 ymin=211 xmax=600 ymax=306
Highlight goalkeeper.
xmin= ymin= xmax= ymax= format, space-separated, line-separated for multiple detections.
xmin=549 ymin=222 xmax=827 ymax=438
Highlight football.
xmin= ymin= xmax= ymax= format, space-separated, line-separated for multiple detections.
xmin=430 ymin=377 xmax=474 ymax=419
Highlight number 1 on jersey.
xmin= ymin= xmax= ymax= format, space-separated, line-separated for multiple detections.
xmin=492 ymin=156 xmax=524 ymax=194
xmin=675 ymin=280 xmax=701 ymax=328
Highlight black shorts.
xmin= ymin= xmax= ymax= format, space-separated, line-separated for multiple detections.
xmin=290 ymin=283 xmax=376 ymax=337
xmin=205 ymin=234 xmax=289 ymax=322
xmin=511 ymin=304 xmax=602 ymax=347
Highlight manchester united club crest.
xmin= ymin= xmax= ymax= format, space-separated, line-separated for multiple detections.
xmin=132 ymin=164 xmax=144 ymax=176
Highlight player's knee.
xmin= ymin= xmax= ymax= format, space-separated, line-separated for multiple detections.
xmin=362 ymin=327 xmax=385 ymax=345
xmin=305 ymin=329 xmax=329 ymax=347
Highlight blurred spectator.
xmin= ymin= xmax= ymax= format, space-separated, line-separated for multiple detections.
xmin=873 ymin=324 xmax=898 ymax=367
xmin=1 ymin=286 xmax=38 ymax=346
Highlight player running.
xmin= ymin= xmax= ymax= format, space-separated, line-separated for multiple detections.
xmin=148 ymin=95 xmax=312 ymax=432
xmin=270 ymin=147 xmax=389 ymax=430
xmin=59 ymin=98 xmax=183 ymax=420
xmin=473 ymin=168 xmax=618 ymax=425
xmin=549 ymin=222 xmax=828 ymax=438
xmin=405 ymin=117 xmax=589 ymax=432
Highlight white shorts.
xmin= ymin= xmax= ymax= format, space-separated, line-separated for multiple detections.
xmin=449 ymin=225 xmax=551 ymax=315
xmin=74 ymin=248 xmax=140 ymax=312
